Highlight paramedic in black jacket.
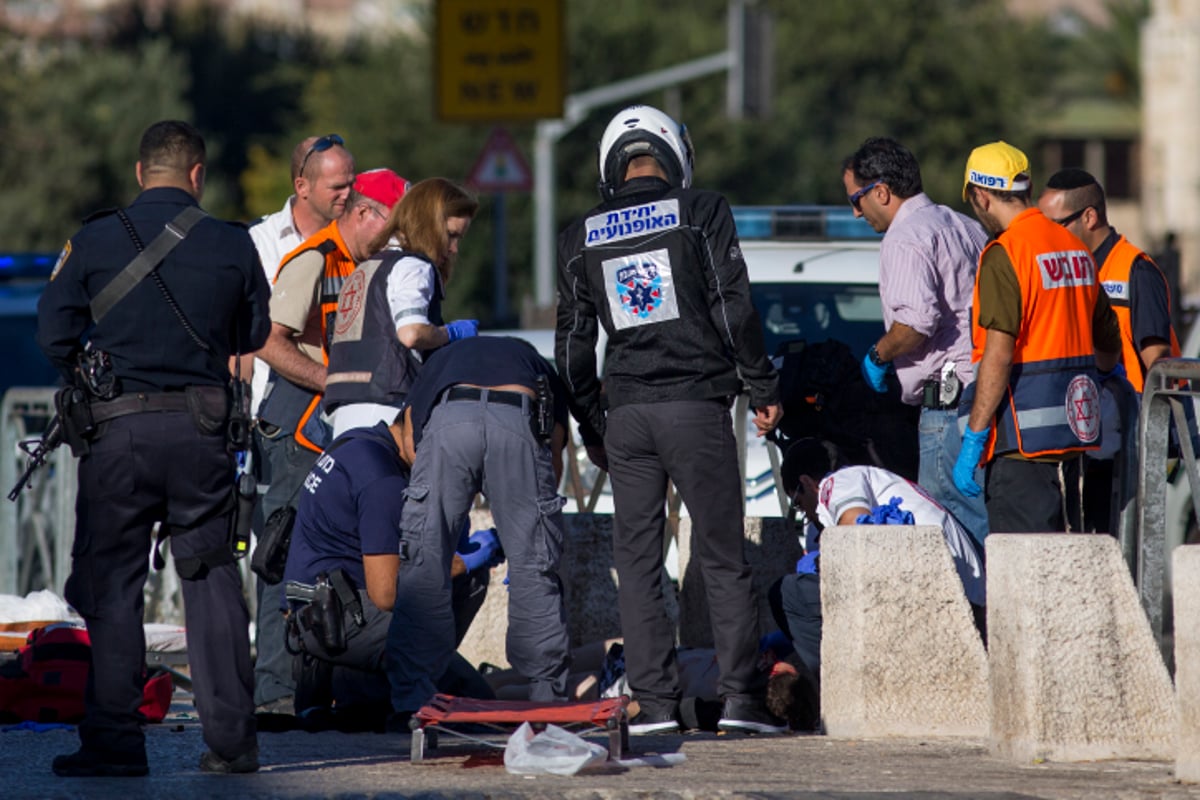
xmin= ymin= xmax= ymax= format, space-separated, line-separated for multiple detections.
xmin=36 ymin=121 xmax=269 ymax=776
xmin=554 ymin=104 xmax=785 ymax=736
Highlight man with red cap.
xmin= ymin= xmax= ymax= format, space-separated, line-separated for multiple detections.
xmin=252 ymin=168 xmax=409 ymax=716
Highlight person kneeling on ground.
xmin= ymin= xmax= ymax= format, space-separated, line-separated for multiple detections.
xmin=280 ymin=413 xmax=498 ymax=732
xmin=768 ymin=437 xmax=987 ymax=721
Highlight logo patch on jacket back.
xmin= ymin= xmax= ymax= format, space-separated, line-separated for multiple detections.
xmin=585 ymin=199 xmax=680 ymax=246
xmin=602 ymin=248 xmax=679 ymax=330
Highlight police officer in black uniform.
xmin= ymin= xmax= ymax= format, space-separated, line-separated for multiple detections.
xmin=555 ymin=105 xmax=785 ymax=735
xmin=37 ymin=120 xmax=269 ymax=776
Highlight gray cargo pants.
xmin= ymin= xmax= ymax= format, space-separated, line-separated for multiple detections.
xmin=386 ymin=390 xmax=570 ymax=712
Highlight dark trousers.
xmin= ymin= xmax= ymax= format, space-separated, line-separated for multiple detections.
xmin=67 ymin=411 xmax=255 ymax=762
xmin=605 ymin=400 xmax=764 ymax=709
xmin=985 ymin=456 xmax=1086 ymax=533
xmin=768 ymin=573 xmax=822 ymax=680
xmin=253 ymin=426 xmax=317 ymax=706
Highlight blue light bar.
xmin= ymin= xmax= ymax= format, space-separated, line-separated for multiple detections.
xmin=0 ymin=253 xmax=57 ymax=278
xmin=731 ymin=206 xmax=882 ymax=241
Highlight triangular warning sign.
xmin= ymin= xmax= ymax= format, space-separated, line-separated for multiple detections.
xmin=467 ymin=127 xmax=532 ymax=193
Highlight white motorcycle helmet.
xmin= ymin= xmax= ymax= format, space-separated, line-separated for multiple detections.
xmin=597 ymin=104 xmax=694 ymax=200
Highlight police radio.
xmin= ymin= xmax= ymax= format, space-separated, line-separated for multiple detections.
xmin=535 ymin=375 xmax=554 ymax=443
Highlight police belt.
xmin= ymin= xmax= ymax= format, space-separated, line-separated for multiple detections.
xmin=89 ymin=389 xmax=205 ymax=424
xmin=444 ymin=385 xmax=531 ymax=410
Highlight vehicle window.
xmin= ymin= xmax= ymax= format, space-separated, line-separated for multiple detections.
xmin=0 ymin=256 xmax=60 ymax=397
xmin=752 ymin=283 xmax=883 ymax=359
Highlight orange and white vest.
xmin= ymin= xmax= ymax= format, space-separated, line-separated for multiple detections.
xmin=266 ymin=220 xmax=355 ymax=452
xmin=1097 ymin=235 xmax=1180 ymax=394
xmin=968 ymin=208 xmax=1104 ymax=460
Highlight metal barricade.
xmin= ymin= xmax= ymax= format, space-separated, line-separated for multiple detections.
xmin=1132 ymin=358 xmax=1200 ymax=664
xmin=0 ymin=387 xmax=75 ymax=596
xmin=1 ymin=386 xmax=251 ymax=625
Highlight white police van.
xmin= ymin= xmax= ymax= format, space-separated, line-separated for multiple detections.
xmin=733 ymin=206 xmax=884 ymax=516
xmin=507 ymin=205 xmax=885 ymax=517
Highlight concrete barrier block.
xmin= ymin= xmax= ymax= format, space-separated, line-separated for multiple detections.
xmin=820 ymin=525 xmax=989 ymax=738
xmin=458 ymin=512 xmax=642 ymax=669
xmin=1175 ymin=545 xmax=1200 ymax=781
xmin=988 ymin=534 xmax=1175 ymax=762
xmin=676 ymin=517 xmax=803 ymax=648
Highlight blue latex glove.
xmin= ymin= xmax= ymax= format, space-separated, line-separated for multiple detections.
xmin=446 ymin=319 xmax=479 ymax=342
xmin=457 ymin=527 xmax=500 ymax=573
xmin=855 ymin=496 xmax=915 ymax=526
xmin=861 ymin=351 xmax=889 ymax=393
xmin=795 ymin=550 xmax=820 ymax=575
xmin=954 ymin=425 xmax=988 ymax=498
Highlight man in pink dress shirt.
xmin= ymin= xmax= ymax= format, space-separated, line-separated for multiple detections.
xmin=841 ymin=136 xmax=989 ymax=547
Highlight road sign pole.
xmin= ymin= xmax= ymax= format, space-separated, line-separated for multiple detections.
xmin=493 ymin=192 xmax=509 ymax=324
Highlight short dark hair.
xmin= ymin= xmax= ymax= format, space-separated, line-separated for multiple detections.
xmin=765 ymin=655 xmax=821 ymax=731
xmin=780 ymin=438 xmax=843 ymax=497
xmin=138 ymin=120 xmax=205 ymax=175
xmin=842 ymin=137 xmax=923 ymax=199
xmin=1045 ymin=167 xmax=1107 ymax=223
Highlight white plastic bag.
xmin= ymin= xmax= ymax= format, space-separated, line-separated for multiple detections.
xmin=503 ymin=721 xmax=609 ymax=776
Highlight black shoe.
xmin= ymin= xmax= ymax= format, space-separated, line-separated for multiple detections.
xmin=628 ymin=703 xmax=681 ymax=735
xmin=717 ymin=696 xmax=788 ymax=735
xmin=52 ymin=749 xmax=149 ymax=777
xmin=678 ymin=696 xmax=723 ymax=732
xmin=199 ymin=747 xmax=260 ymax=774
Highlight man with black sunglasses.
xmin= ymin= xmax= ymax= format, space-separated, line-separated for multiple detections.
xmin=841 ymin=137 xmax=990 ymax=548
xmin=1038 ymin=168 xmax=1182 ymax=531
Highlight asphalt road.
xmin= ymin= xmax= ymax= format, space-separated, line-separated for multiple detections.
xmin=4 ymin=698 xmax=1200 ymax=800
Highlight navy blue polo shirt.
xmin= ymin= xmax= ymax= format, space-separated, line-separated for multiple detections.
xmin=405 ymin=335 xmax=569 ymax=448
xmin=283 ymin=422 xmax=408 ymax=594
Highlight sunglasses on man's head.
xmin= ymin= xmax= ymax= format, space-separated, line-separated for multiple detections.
xmin=299 ymin=133 xmax=345 ymax=175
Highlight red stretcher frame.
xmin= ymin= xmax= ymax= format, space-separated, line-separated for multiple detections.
xmin=409 ymin=693 xmax=630 ymax=762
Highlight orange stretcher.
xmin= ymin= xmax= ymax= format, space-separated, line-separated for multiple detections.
xmin=409 ymin=693 xmax=630 ymax=762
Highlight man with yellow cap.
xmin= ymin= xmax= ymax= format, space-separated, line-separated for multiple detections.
xmin=954 ymin=141 xmax=1121 ymax=532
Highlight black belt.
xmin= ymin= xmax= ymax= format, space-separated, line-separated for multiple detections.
xmin=90 ymin=391 xmax=192 ymax=423
xmin=445 ymin=386 xmax=529 ymax=409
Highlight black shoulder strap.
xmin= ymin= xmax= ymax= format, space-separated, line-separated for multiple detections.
xmin=90 ymin=205 xmax=208 ymax=323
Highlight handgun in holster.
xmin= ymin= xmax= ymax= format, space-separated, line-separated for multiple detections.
xmin=56 ymin=386 xmax=96 ymax=457
xmin=297 ymin=573 xmax=347 ymax=654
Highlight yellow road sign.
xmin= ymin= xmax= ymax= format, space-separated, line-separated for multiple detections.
xmin=435 ymin=0 xmax=565 ymax=123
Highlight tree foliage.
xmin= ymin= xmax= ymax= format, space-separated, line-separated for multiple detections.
xmin=0 ymin=37 xmax=189 ymax=249
xmin=0 ymin=0 xmax=1106 ymax=323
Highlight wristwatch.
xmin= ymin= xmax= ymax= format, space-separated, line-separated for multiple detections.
xmin=868 ymin=344 xmax=888 ymax=367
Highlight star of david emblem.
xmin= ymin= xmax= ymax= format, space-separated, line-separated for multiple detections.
xmin=615 ymin=262 xmax=663 ymax=320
